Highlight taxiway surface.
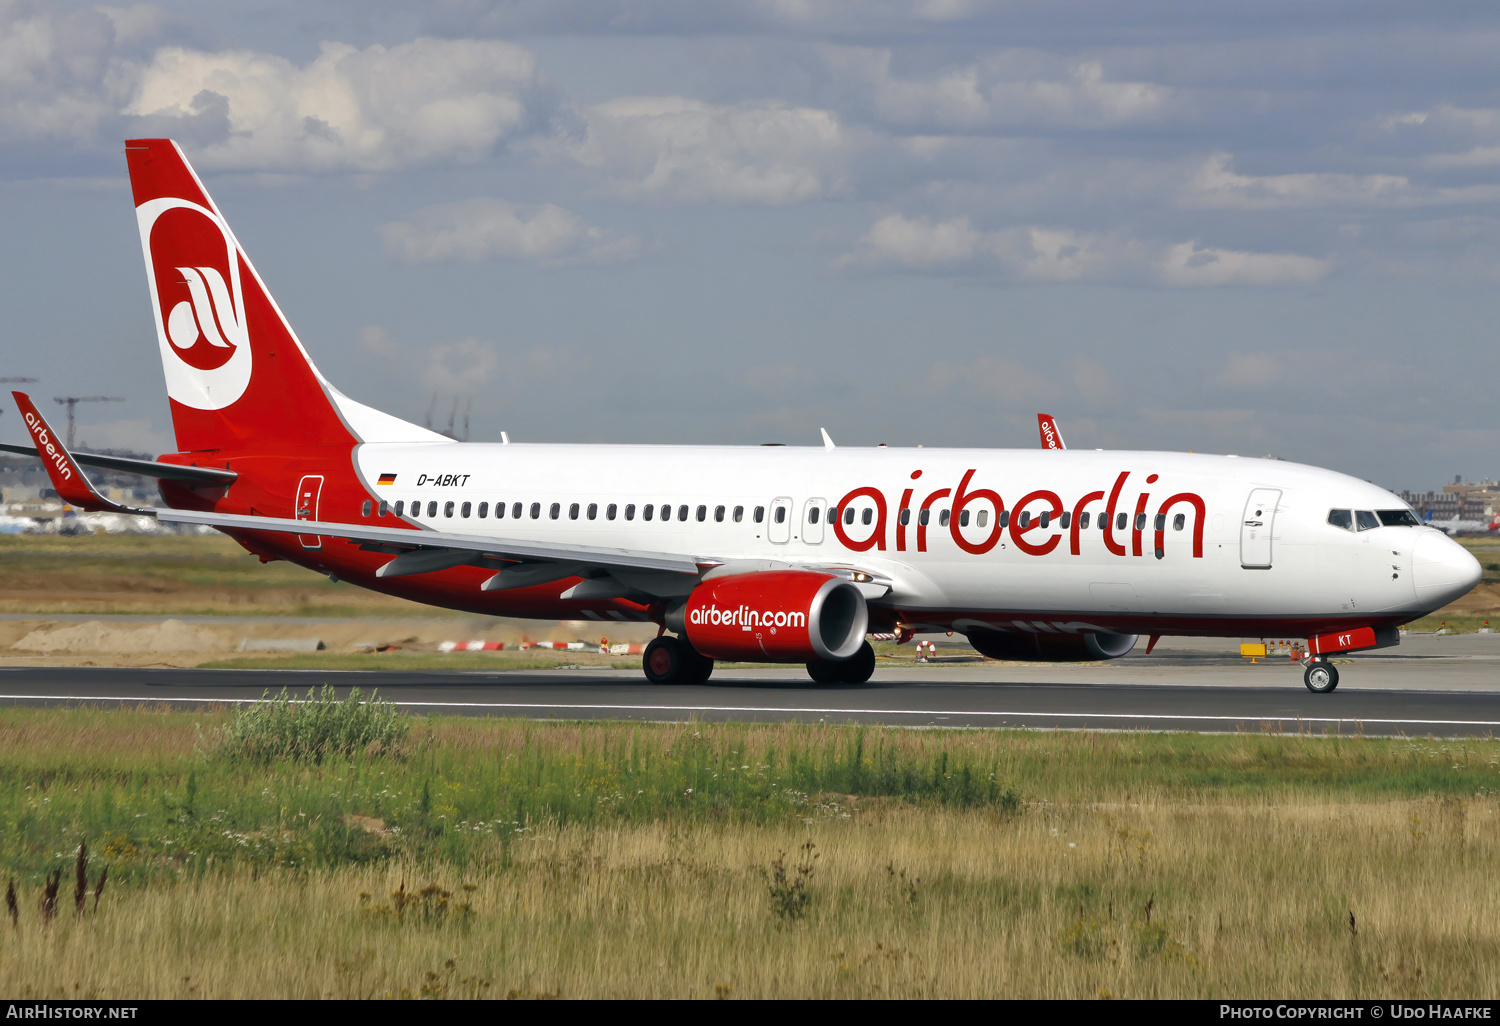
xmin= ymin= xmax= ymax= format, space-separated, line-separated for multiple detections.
xmin=4 ymin=632 xmax=1500 ymax=737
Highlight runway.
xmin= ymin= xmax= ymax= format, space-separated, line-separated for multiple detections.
xmin=5 ymin=659 xmax=1500 ymax=736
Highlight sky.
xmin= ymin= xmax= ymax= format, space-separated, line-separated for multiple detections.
xmin=2 ymin=0 xmax=1498 ymax=491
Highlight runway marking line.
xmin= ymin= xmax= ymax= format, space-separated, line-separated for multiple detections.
xmin=0 ymin=694 xmax=1498 ymax=730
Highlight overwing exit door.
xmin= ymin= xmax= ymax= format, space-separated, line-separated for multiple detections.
xmin=1240 ymin=488 xmax=1280 ymax=568
xmin=295 ymin=475 xmax=324 ymax=549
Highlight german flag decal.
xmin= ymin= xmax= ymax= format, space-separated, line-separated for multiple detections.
xmin=377 ymin=473 xmax=397 ymax=486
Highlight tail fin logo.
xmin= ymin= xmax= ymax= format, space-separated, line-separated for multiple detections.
xmin=137 ymin=197 xmax=253 ymax=411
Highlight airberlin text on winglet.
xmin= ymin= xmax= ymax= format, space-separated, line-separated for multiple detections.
xmin=830 ymin=468 xmax=1206 ymax=559
xmin=17 ymin=406 xmax=71 ymax=482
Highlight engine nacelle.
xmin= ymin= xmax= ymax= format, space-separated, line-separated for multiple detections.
xmin=966 ymin=628 xmax=1138 ymax=662
xmin=675 ymin=570 xmax=868 ymax=663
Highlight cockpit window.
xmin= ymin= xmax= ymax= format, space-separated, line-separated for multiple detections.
xmin=1355 ymin=510 xmax=1380 ymax=532
xmin=1327 ymin=509 xmax=1353 ymax=531
xmin=1378 ymin=510 xmax=1420 ymax=527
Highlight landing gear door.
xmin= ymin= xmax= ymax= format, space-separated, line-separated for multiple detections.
xmin=769 ymin=496 xmax=793 ymax=544
xmin=1240 ymin=488 xmax=1280 ymax=568
xmin=295 ymin=474 xmax=324 ymax=549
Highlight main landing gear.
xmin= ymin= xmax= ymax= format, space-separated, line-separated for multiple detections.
xmin=642 ymin=635 xmax=714 ymax=685
xmin=806 ymin=641 xmax=876 ymax=685
xmin=1303 ymin=659 xmax=1339 ymax=694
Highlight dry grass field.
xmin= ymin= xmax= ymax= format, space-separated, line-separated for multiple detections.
xmin=1 ymin=705 xmax=1499 ymax=999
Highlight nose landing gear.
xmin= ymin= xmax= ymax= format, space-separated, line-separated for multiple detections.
xmin=1303 ymin=659 xmax=1339 ymax=694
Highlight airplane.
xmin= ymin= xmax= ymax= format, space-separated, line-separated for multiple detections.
xmin=2 ymin=138 xmax=1482 ymax=694
xmin=1422 ymin=512 xmax=1500 ymax=537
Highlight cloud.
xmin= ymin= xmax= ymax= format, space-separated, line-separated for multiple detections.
xmin=841 ymin=213 xmax=1329 ymax=287
xmin=552 ymin=96 xmax=853 ymax=204
xmin=1216 ymin=351 xmax=1282 ymax=389
xmin=378 ymin=198 xmax=641 ymax=265
xmin=1183 ymin=152 xmax=1410 ymax=209
xmin=0 ymin=3 xmax=154 ymax=145
xmin=822 ymin=48 xmax=1169 ymax=132
xmin=925 ymin=354 xmax=1050 ymax=405
xmin=126 ymin=38 xmax=540 ymax=172
xmin=1156 ymin=242 xmax=1329 ymax=287
xmin=422 ymin=337 xmax=500 ymax=394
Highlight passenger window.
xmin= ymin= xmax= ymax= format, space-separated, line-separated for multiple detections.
xmin=714 ymin=505 xmax=725 ymax=522
xmin=939 ymin=509 xmax=950 ymax=527
xmin=1059 ymin=511 xmax=1070 ymax=529
xmin=625 ymin=504 xmax=636 ymax=521
xmin=1040 ymin=511 xmax=1051 ymax=529
xmin=775 ymin=506 xmax=787 ymax=524
xmin=959 ymin=510 xmax=970 ymax=528
xmin=1019 ymin=511 xmax=1031 ymax=529
xmin=378 ymin=500 xmax=389 ymax=517
xmin=733 ymin=505 xmax=744 ymax=522
xmin=862 ymin=508 xmax=873 ymax=526
xmin=427 ymin=501 xmax=438 ymax=518
xmin=1356 ymin=510 xmax=1380 ymax=532
xmin=679 ymin=505 xmax=689 ymax=521
xmin=808 ymin=507 xmax=820 ymax=524
xmin=1174 ymin=513 xmax=1186 ymax=531
xmin=549 ymin=502 xmax=560 ymax=520
xmin=1079 ymin=512 xmax=1089 ymax=529
xmin=977 ymin=510 xmax=988 ymax=528
xmin=644 ymin=504 xmax=654 ymax=521
xmin=361 ymin=500 xmax=371 ymax=517
xmin=393 ymin=500 xmax=404 ymax=517
xmin=696 ymin=505 xmax=707 ymax=522
xmin=1327 ymin=509 xmax=1353 ymax=530
xmin=899 ymin=509 xmax=911 ymax=526
xmin=444 ymin=501 xmax=454 ymax=518
xmin=587 ymin=503 xmax=597 ymax=520
xmin=1116 ymin=512 xmax=1127 ymax=531
xmin=569 ymin=502 xmax=579 ymax=520
xmin=512 ymin=502 xmax=523 ymax=519
xmin=1134 ymin=513 xmax=1146 ymax=531
xmin=494 ymin=501 xmax=504 ymax=519
xmin=1000 ymin=510 xmax=1010 ymax=527
xmin=919 ymin=509 xmax=930 ymax=526
xmin=844 ymin=508 xmax=855 ymax=526
xmin=828 ymin=507 xmax=838 ymax=524
xmin=754 ymin=506 xmax=765 ymax=523
xmin=530 ymin=502 xmax=540 ymax=519
xmin=477 ymin=502 xmax=488 ymax=518
xmin=461 ymin=501 xmax=471 ymax=518
xmin=607 ymin=503 xmax=617 ymax=520
xmin=1154 ymin=513 xmax=1164 ymax=531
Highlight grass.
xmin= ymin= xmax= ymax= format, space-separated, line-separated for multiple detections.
xmin=3 ymin=707 xmax=1500 ymax=996
xmin=8 ymin=705 xmax=1500 ymax=996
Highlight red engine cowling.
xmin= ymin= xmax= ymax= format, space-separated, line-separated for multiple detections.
xmin=967 ymin=628 xmax=1137 ymax=662
xmin=678 ymin=570 xmax=868 ymax=662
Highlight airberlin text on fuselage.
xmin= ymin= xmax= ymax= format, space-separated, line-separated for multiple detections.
xmin=831 ymin=469 xmax=1206 ymax=559
xmin=21 ymin=412 xmax=71 ymax=482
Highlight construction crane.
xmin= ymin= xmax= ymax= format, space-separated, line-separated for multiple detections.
xmin=53 ymin=396 xmax=123 ymax=450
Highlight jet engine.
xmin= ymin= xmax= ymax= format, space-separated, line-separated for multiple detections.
xmin=671 ymin=570 xmax=868 ymax=662
xmin=966 ymin=628 xmax=1137 ymax=662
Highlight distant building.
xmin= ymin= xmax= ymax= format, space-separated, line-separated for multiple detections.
xmin=1398 ymin=476 xmax=1500 ymax=522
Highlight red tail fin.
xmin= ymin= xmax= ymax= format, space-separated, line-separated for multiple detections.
xmin=126 ymin=140 xmax=434 ymax=454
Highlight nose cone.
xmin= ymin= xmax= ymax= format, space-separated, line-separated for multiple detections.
xmin=1412 ymin=530 xmax=1483 ymax=610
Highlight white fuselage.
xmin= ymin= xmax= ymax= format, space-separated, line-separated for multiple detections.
xmin=341 ymin=442 xmax=1479 ymax=636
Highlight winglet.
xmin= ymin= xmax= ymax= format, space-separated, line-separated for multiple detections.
xmin=1037 ymin=413 xmax=1066 ymax=450
xmin=820 ymin=427 xmax=836 ymax=450
xmin=10 ymin=392 xmax=142 ymax=514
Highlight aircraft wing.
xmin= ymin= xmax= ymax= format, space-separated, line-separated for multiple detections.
xmin=0 ymin=442 xmax=236 ymax=484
